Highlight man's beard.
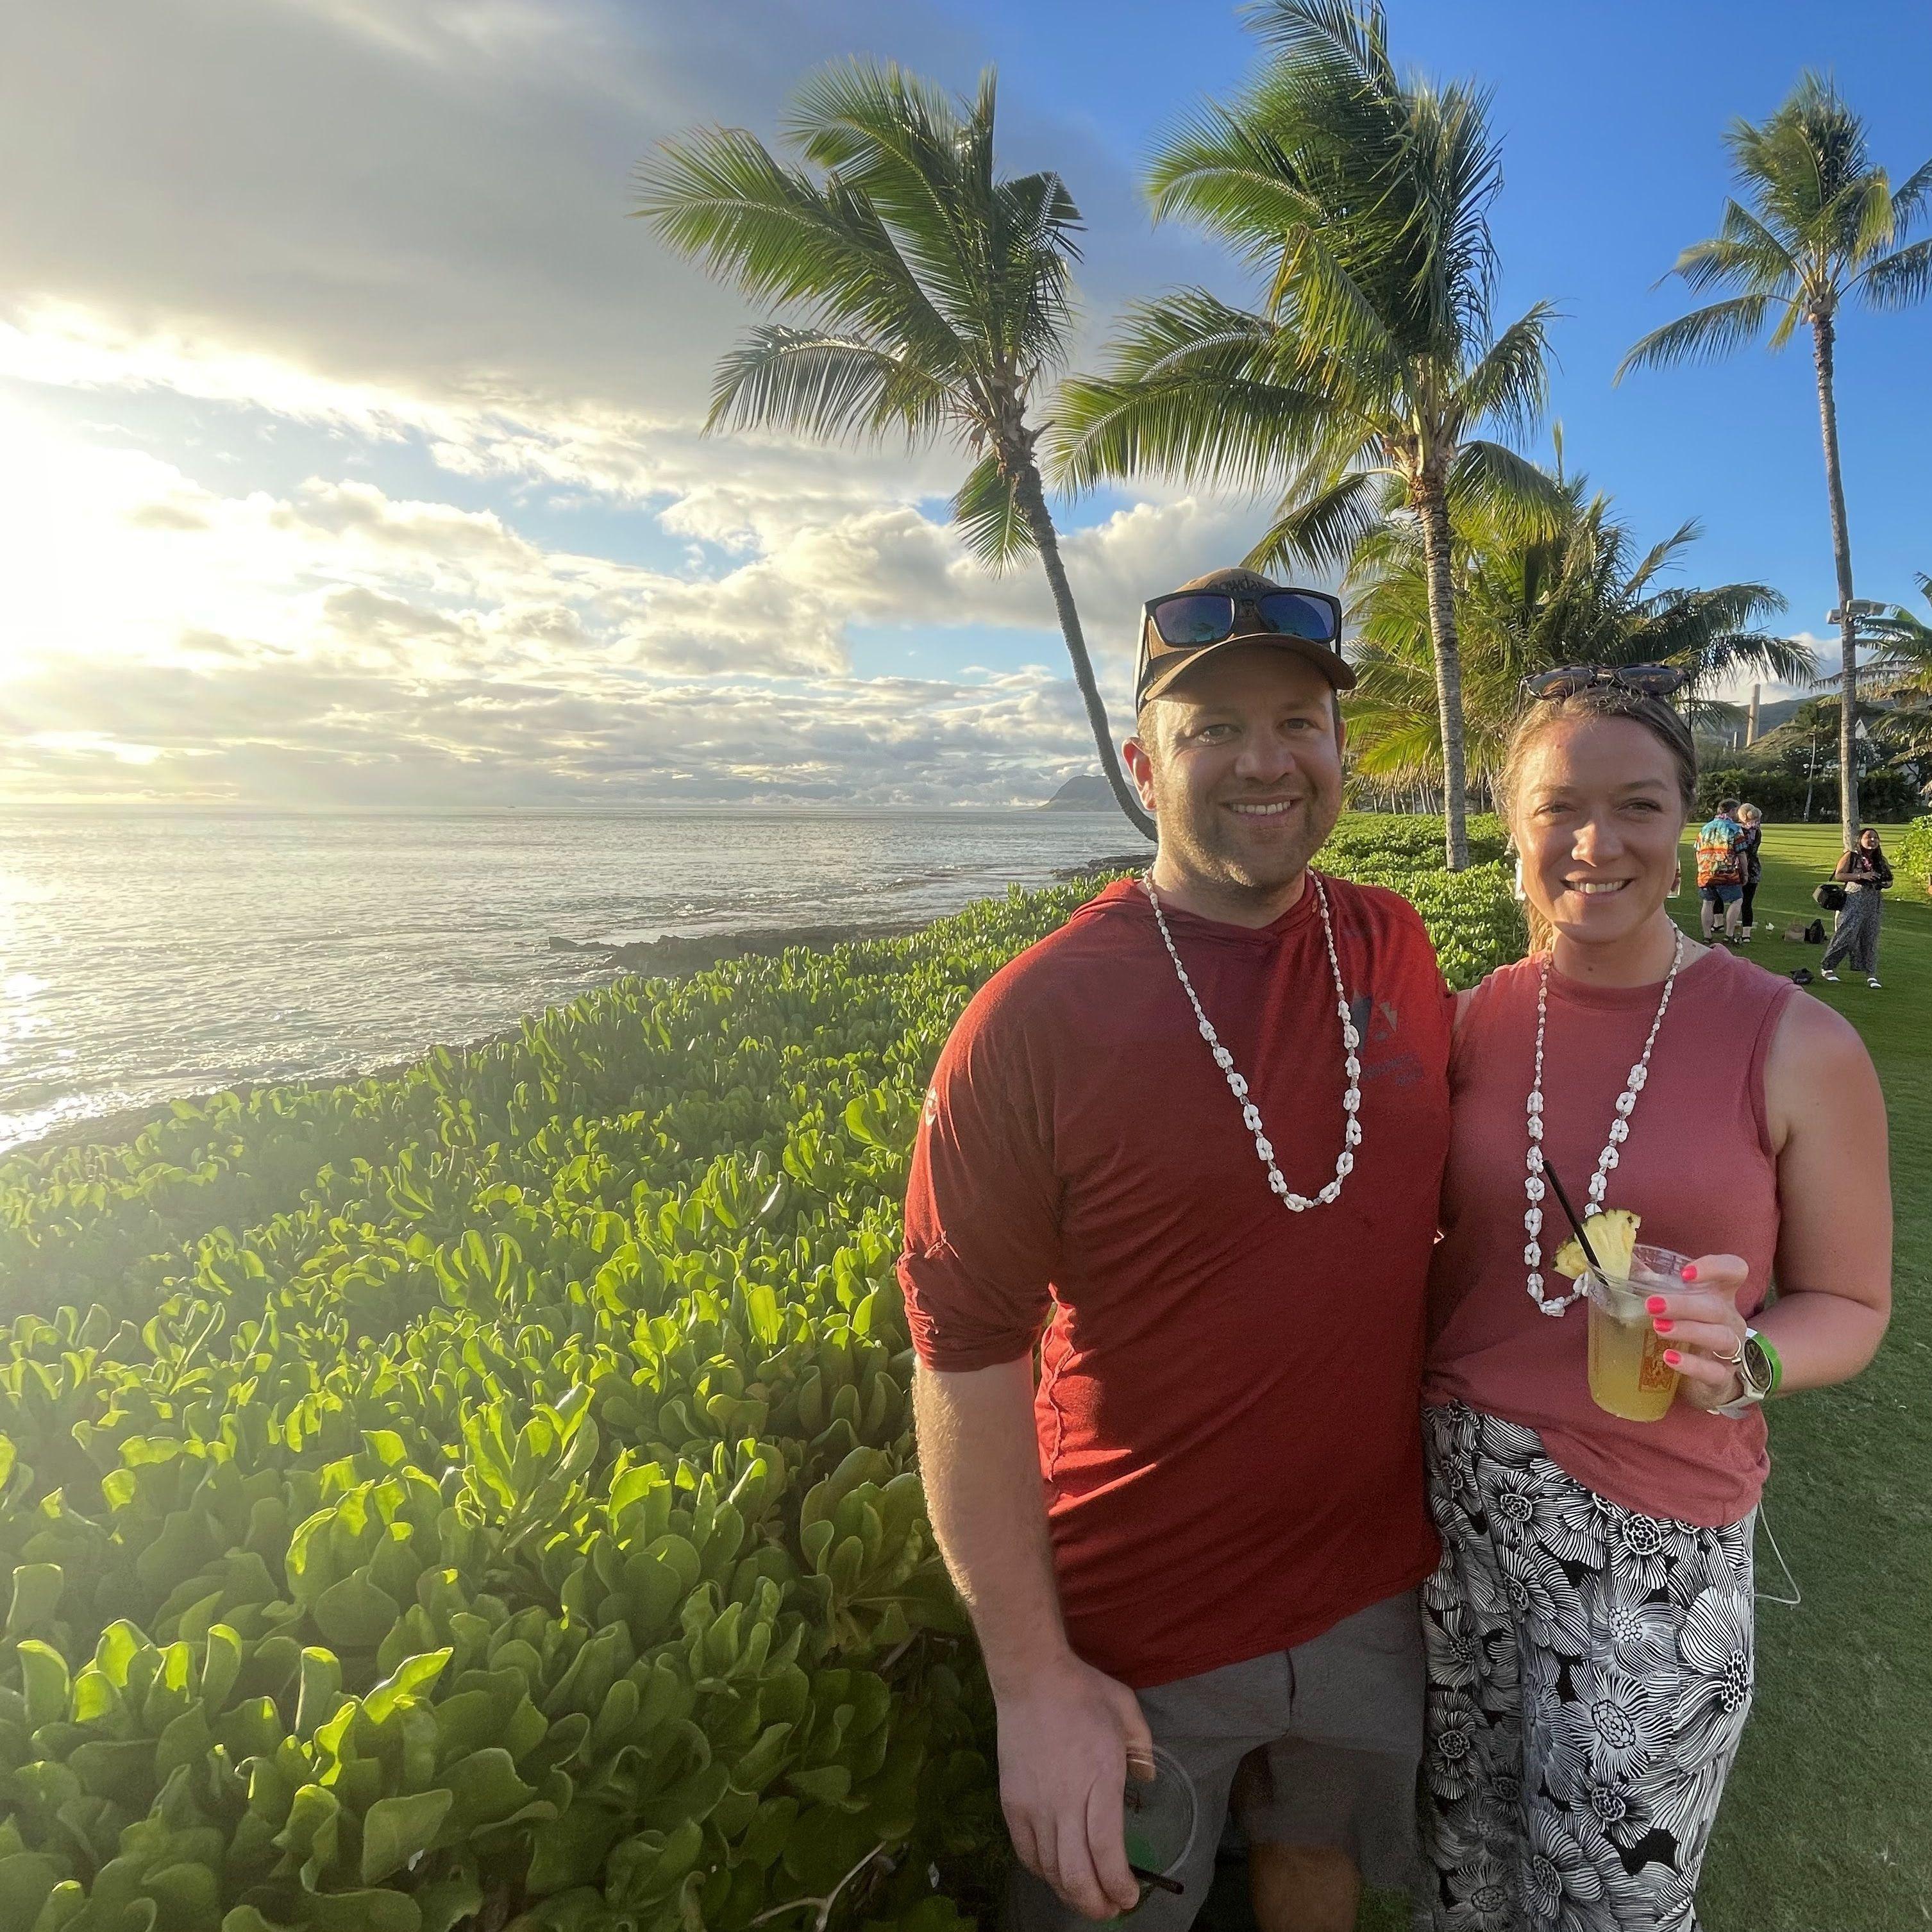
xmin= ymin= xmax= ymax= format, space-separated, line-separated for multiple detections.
xmin=1155 ymin=784 xmax=1341 ymax=902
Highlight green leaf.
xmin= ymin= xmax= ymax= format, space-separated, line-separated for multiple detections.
xmin=17 ymin=1643 xmax=69 ymax=1729
xmin=361 ymin=1651 xmax=451 ymax=1727
xmin=295 ymin=1651 xmax=344 ymax=1739
xmin=442 ymin=1749 xmax=535 ymax=1829
xmin=358 ymin=1789 xmax=454 ymax=1885
xmin=311 ymin=1575 xmax=401 ymax=1652
xmin=4 ymin=1568 xmax=63 ymax=1642
xmin=0 ymin=1854 xmax=63 ymax=1930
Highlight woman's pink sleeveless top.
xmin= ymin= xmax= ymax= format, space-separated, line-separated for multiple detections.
xmin=1424 ymin=943 xmax=1795 ymax=1526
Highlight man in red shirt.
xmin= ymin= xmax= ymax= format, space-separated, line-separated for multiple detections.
xmin=901 ymin=568 xmax=1452 ymax=1931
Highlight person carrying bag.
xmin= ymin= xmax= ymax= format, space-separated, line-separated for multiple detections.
xmin=1820 ymin=829 xmax=1895 ymax=987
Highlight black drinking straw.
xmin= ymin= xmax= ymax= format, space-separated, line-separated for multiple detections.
xmin=1540 ymin=1157 xmax=1605 ymax=1276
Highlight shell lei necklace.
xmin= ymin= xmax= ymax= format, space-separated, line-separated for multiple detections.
xmin=1524 ymin=927 xmax=1686 ymax=1315
xmin=1142 ymin=871 xmax=1363 ymax=1210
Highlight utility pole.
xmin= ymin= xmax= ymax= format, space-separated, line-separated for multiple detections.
xmin=1746 ymin=684 xmax=1761 ymax=748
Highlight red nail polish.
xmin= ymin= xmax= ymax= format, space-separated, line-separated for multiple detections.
xmin=1681 ymin=1265 xmax=1699 ymax=1282
xmin=1645 ymin=1295 xmax=1668 ymax=1315
xmin=1663 ymin=1349 xmax=1683 ymax=1367
xmin=1654 ymin=1318 xmax=1674 ymax=1334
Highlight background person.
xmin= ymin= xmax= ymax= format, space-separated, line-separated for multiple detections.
xmin=1736 ymin=801 xmax=1765 ymax=941
xmin=1417 ymin=677 xmax=1892 ymax=1931
xmin=1821 ymin=827 xmax=1895 ymax=987
xmin=900 ymin=568 xmax=1454 ymax=1932
xmin=1693 ymin=796 xmax=1747 ymax=943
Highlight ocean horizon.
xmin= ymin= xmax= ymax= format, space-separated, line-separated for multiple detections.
xmin=0 ymin=803 xmax=1148 ymax=1156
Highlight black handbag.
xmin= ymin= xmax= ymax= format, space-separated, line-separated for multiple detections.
xmin=1813 ymin=881 xmax=1847 ymax=912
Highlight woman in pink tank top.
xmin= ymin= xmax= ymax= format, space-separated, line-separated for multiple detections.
xmin=1415 ymin=678 xmax=1892 ymax=1932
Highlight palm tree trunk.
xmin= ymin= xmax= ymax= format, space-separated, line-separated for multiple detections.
xmin=1413 ymin=475 xmax=1472 ymax=871
xmin=1812 ymin=310 xmax=1860 ymax=845
xmin=1011 ymin=460 xmax=1157 ymax=839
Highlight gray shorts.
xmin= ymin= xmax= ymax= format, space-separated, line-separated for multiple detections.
xmin=1005 ymin=1589 xmax=1425 ymax=1930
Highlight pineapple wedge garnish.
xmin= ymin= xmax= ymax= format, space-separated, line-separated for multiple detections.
xmin=1553 ymin=1207 xmax=1641 ymax=1282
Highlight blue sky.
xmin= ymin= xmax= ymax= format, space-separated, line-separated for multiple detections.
xmin=973 ymin=0 xmax=1932 ymax=623
xmin=1 ymin=0 xmax=1926 ymax=807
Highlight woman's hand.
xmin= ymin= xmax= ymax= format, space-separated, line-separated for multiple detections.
xmin=1645 ymin=1254 xmax=1750 ymax=1412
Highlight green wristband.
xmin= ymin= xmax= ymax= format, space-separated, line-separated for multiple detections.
xmin=1758 ymin=1331 xmax=1784 ymax=1396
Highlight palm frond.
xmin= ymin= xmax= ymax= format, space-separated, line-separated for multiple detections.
xmin=1839 ymin=169 xmax=1900 ymax=267
xmin=950 ymin=453 xmax=1035 ymax=571
xmin=1615 ymin=295 xmax=1776 ymax=378
xmin=1239 ymin=0 xmax=1394 ymax=87
xmin=1048 ymin=290 xmax=1344 ymax=492
xmin=635 ymin=124 xmax=964 ymax=367
xmin=1859 ymin=235 xmax=1932 ymax=310
xmin=1889 ymin=155 xmax=1932 ymax=228
xmin=1247 ymin=465 xmax=1387 ymax=574
xmin=1673 ymin=201 xmax=1799 ymax=294
xmin=784 ymin=60 xmax=972 ymax=273
xmin=1452 ymin=302 xmax=1559 ymax=436
xmin=1145 ymin=99 xmax=1333 ymax=271
xmin=1622 ymin=520 xmax=1701 ymax=600
xmin=1447 ymin=441 xmax=1567 ymax=532
xmin=705 ymin=326 xmax=949 ymax=442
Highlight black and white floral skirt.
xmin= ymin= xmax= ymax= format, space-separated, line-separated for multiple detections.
xmin=1415 ymin=1402 xmax=1756 ymax=1932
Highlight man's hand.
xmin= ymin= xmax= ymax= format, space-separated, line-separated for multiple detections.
xmin=996 ymin=1651 xmax=1155 ymax=1921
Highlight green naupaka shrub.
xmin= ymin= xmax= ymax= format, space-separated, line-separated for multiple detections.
xmin=1895 ymin=814 xmax=1932 ymax=896
xmin=0 ymin=819 xmax=1513 ymax=1932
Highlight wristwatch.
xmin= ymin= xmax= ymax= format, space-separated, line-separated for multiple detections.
xmin=1715 ymin=1328 xmax=1781 ymax=1418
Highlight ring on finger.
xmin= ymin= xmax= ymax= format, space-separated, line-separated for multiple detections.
xmin=1715 ymin=1337 xmax=1747 ymax=1366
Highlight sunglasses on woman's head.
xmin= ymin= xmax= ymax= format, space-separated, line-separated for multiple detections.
xmin=1522 ymin=664 xmax=1687 ymax=701
xmin=1144 ymin=588 xmax=1341 ymax=650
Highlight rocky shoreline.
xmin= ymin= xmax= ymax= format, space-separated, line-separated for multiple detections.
xmin=6 ymin=860 xmax=1152 ymax=1169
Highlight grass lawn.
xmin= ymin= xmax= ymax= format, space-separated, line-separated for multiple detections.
xmin=1680 ymin=824 xmax=1931 ymax=1931
xmin=1343 ymin=823 xmax=1930 ymax=1932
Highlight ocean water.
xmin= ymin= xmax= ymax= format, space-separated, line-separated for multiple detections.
xmin=0 ymin=806 xmax=1147 ymax=1155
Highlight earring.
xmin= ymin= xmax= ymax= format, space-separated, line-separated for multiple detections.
xmin=1512 ymin=855 xmax=1527 ymax=902
xmin=1669 ymin=866 xmax=1683 ymax=900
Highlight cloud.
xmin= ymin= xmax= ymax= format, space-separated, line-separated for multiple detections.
xmin=0 ymin=648 xmax=1110 ymax=809
xmin=0 ymin=414 xmax=1178 ymax=803
xmin=0 ymin=0 xmax=1280 ymax=806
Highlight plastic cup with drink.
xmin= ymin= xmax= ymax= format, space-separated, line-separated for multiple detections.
xmin=1543 ymin=1170 xmax=1683 ymax=1424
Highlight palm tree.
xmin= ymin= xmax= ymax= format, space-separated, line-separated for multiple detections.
xmin=1052 ymin=0 xmax=1558 ymax=869
xmin=1867 ymin=575 xmax=1932 ymax=706
xmin=1618 ymin=74 xmax=1932 ymax=846
xmin=1844 ymin=575 xmax=1932 ymax=762
xmin=1343 ymin=473 xmax=1806 ymax=793
xmin=635 ymin=62 xmax=1155 ymax=836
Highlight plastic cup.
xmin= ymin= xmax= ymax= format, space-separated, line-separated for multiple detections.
xmin=1103 ymin=1746 xmax=1197 ymax=1924
xmin=1585 ymin=1243 xmax=1688 ymax=1422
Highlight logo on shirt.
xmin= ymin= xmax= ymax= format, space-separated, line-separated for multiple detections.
xmin=1349 ymin=991 xmax=1424 ymax=1088
xmin=1350 ymin=993 xmax=1401 ymax=1046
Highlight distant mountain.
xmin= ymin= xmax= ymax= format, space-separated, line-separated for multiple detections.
xmin=1700 ymin=696 xmax=1809 ymax=758
xmin=1041 ymin=774 xmax=1117 ymax=810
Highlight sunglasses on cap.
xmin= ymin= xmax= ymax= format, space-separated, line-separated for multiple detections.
xmin=1522 ymin=663 xmax=1687 ymax=701
xmin=1143 ymin=587 xmax=1342 ymax=650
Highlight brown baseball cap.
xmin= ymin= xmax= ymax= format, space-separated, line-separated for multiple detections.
xmin=1136 ymin=566 xmax=1352 ymax=707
